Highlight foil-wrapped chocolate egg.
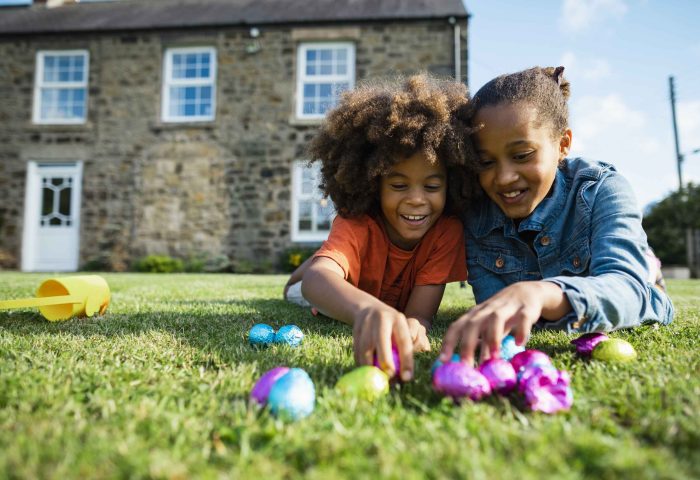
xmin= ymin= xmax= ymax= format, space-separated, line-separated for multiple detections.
xmin=519 ymin=365 xmax=573 ymax=414
xmin=510 ymin=349 xmax=552 ymax=374
xmin=335 ymin=366 xmax=390 ymax=401
xmin=592 ymin=338 xmax=637 ymax=362
xmin=430 ymin=354 xmax=462 ymax=374
xmin=373 ymin=346 xmax=401 ymax=377
xmin=274 ymin=325 xmax=304 ymax=347
xmin=571 ymin=332 xmax=609 ymax=356
xmin=249 ymin=323 xmax=276 ymax=347
xmin=478 ymin=358 xmax=517 ymax=394
xmin=267 ymin=368 xmax=316 ymax=420
xmin=433 ymin=362 xmax=492 ymax=401
xmin=250 ymin=366 xmax=290 ymax=405
xmin=500 ymin=335 xmax=526 ymax=361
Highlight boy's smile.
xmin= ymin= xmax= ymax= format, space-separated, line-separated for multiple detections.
xmin=379 ymin=151 xmax=447 ymax=250
xmin=473 ymin=102 xmax=572 ymax=220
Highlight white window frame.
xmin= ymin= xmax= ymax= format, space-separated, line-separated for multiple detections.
xmin=296 ymin=42 xmax=355 ymax=120
xmin=291 ymin=161 xmax=335 ymax=242
xmin=161 ymin=46 xmax=217 ymax=123
xmin=32 ymin=50 xmax=89 ymax=125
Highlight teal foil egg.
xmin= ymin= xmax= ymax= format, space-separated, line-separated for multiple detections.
xmin=267 ymin=368 xmax=316 ymax=420
xmin=249 ymin=324 xmax=276 ymax=347
xmin=500 ymin=335 xmax=526 ymax=361
xmin=431 ymin=354 xmax=462 ymax=374
xmin=275 ymin=325 xmax=304 ymax=347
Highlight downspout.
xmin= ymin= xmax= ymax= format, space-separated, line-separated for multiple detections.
xmin=449 ymin=16 xmax=460 ymax=83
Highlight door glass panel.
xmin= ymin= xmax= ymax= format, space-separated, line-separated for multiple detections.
xmin=58 ymin=186 xmax=72 ymax=216
xmin=41 ymin=185 xmax=54 ymax=216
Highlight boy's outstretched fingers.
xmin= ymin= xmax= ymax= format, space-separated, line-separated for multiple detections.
xmin=376 ymin=316 xmax=396 ymax=377
xmin=393 ymin=319 xmax=414 ymax=381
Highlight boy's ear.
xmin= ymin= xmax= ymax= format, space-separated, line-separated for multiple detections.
xmin=559 ymin=129 xmax=573 ymax=160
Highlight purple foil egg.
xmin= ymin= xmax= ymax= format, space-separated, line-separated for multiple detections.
xmin=520 ymin=366 xmax=573 ymax=414
xmin=517 ymin=363 xmax=561 ymax=393
xmin=373 ymin=345 xmax=401 ymax=377
xmin=571 ymin=332 xmax=609 ymax=356
xmin=510 ymin=350 xmax=552 ymax=374
xmin=250 ymin=367 xmax=290 ymax=405
xmin=478 ymin=358 xmax=517 ymax=395
xmin=433 ymin=362 xmax=492 ymax=401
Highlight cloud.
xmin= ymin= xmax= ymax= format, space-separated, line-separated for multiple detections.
xmin=559 ymin=52 xmax=612 ymax=82
xmin=678 ymin=100 xmax=700 ymax=153
xmin=561 ymin=0 xmax=629 ymax=32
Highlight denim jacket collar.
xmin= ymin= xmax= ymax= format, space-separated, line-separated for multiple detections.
xmin=470 ymin=166 xmax=568 ymax=239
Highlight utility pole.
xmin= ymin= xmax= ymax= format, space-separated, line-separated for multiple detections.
xmin=669 ymin=76 xmax=684 ymax=190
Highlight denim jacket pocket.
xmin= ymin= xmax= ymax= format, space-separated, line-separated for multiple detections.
xmin=475 ymin=249 xmax=522 ymax=275
xmin=559 ymin=239 xmax=591 ymax=275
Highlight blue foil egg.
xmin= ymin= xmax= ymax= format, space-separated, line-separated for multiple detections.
xmin=267 ymin=368 xmax=315 ymax=420
xmin=249 ymin=323 xmax=276 ymax=347
xmin=500 ymin=335 xmax=526 ymax=361
xmin=430 ymin=354 xmax=462 ymax=374
xmin=274 ymin=325 xmax=304 ymax=347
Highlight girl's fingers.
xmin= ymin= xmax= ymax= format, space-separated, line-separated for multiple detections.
xmin=439 ymin=314 xmax=468 ymax=361
xmin=393 ymin=318 xmax=414 ymax=381
xmin=376 ymin=317 xmax=396 ymax=377
xmin=458 ymin=319 xmax=480 ymax=366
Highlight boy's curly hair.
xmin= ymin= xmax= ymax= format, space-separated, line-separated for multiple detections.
xmin=308 ymin=73 xmax=479 ymax=218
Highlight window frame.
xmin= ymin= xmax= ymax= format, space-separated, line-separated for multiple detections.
xmin=290 ymin=161 xmax=335 ymax=242
xmin=295 ymin=41 xmax=355 ymax=120
xmin=161 ymin=46 xmax=217 ymax=123
xmin=32 ymin=49 xmax=90 ymax=125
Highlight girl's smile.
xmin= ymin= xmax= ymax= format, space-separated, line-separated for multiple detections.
xmin=473 ymin=102 xmax=572 ymax=220
xmin=380 ymin=151 xmax=447 ymax=250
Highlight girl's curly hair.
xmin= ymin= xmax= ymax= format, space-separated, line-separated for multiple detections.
xmin=308 ymin=73 xmax=479 ymax=218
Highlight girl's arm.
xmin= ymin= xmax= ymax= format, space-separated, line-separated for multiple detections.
xmin=403 ymin=284 xmax=447 ymax=352
xmin=301 ymin=257 xmax=415 ymax=381
xmin=283 ymin=255 xmax=316 ymax=299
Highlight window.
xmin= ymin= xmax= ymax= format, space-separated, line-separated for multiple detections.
xmin=33 ymin=50 xmax=89 ymax=124
xmin=162 ymin=47 xmax=216 ymax=122
xmin=291 ymin=161 xmax=335 ymax=242
xmin=296 ymin=42 xmax=355 ymax=119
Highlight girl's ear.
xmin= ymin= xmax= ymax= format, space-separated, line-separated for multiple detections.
xmin=559 ymin=129 xmax=573 ymax=160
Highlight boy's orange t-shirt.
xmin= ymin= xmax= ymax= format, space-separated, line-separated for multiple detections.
xmin=313 ymin=214 xmax=467 ymax=312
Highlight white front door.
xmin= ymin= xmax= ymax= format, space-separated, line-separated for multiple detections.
xmin=22 ymin=162 xmax=83 ymax=272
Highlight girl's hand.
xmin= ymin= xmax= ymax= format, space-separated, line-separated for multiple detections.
xmin=439 ymin=281 xmax=569 ymax=365
xmin=353 ymin=304 xmax=414 ymax=382
xmin=407 ymin=317 xmax=431 ymax=353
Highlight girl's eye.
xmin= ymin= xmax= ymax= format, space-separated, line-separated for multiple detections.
xmin=478 ymin=158 xmax=495 ymax=169
xmin=513 ymin=151 xmax=534 ymax=161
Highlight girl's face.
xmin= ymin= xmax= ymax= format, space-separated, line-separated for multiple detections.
xmin=473 ymin=102 xmax=572 ymax=220
xmin=379 ymin=151 xmax=447 ymax=250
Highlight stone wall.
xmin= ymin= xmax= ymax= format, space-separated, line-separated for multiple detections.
xmin=0 ymin=19 xmax=468 ymax=271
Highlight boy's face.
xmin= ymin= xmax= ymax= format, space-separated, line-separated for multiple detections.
xmin=379 ymin=151 xmax=447 ymax=250
xmin=473 ymin=102 xmax=572 ymax=220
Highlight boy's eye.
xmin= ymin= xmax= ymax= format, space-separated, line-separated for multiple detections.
xmin=425 ymin=184 xmax=443 ymax=192
xmin=390 ymin=183 xmax=407 ymax=190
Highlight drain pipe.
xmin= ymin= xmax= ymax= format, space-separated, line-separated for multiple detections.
xmin=449 ymin=16 xmax=460 ymax=82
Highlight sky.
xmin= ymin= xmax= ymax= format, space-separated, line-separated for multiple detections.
xmin=465 ymin=0 xmax=700 ymax=210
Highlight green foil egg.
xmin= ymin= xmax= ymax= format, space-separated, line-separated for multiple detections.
xmin=592 ymin=338 xmax=638 ymax=362
xmin=335 ymin=366 xmax=390 ymax=401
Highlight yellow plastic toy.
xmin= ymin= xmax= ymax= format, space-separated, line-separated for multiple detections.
xmin=0 ymin=275 xmax=110 ymax=322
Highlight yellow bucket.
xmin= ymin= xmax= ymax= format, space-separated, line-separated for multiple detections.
xmin=0 ymin=275 xmax=110 ymax=322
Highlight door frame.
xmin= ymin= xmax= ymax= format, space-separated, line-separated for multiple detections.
xmin=21 ymin=161 xmax=84 ymax=272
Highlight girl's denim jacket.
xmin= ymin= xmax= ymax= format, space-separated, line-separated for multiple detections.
xmin=464 ymin=158 xmax=674 ymax=332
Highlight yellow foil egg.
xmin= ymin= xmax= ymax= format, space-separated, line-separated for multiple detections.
xmin=335 ymin=366 xmax=390 ymax=401
xmin=592 ymin=338 xmax=638 ymax=362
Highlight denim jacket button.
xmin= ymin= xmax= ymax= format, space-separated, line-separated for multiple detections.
xmin=540 ymin=235 xmax=551 ymax=246
xmin=573 ymin=256 xmax=581 ymax=268
xmin=495 ymin=257 xmax=505 ymax=268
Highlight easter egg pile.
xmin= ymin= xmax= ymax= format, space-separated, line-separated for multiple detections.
xmin=571 ymin=333 xmax=637 ymax=362
xmin=250 ymin=366 xmax=315 ymax=420
xmin=248 ymin=323 xmax=304 ymax=347
xmin=432 ymin=349 xmax=573 ymax=414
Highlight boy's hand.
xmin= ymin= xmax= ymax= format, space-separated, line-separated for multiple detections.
xmin=439 ymin=282 xmax=557 ymax=365
xmin=407 ymin=317 xmax=431 ymax=353
xmin=353 ymin=304 xmax=414 ymax=382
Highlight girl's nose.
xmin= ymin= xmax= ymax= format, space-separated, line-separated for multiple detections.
xmin=494 ymin=162 xmax=519 ymax=186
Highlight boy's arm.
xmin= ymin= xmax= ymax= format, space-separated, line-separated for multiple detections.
xmin=402 ymin=284 xmax=446 ymax=352
xmin=302 ymin=257 xmax=414 ymax=381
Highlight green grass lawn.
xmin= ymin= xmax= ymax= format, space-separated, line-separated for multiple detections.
xmin=0 ymin=273 xmax=698 ymax=479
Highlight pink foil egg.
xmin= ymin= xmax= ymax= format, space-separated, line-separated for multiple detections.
xmin=433 ymin=362 xmax=492 ymax=401
xmin=373 ymin=345 xmax=401 ymax=378
xmin=520 ymin=366 xmax=573 ymax=414
xmin=478 ymin=358 xmax=517 ymax=395
xmin=250 ymin=367 xmax=290 ymax=405
xmin=510 ymin=349 xmax=552 ymax=373
xmin=571 ymin=332 xmax=609 ymax=356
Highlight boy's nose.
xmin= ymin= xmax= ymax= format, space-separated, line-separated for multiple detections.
xmin=406 ymin=187 xmax=427 ymax=204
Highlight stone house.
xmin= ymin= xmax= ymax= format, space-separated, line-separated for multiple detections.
xmin=0 ymin=0 xmax=469 ymax=272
